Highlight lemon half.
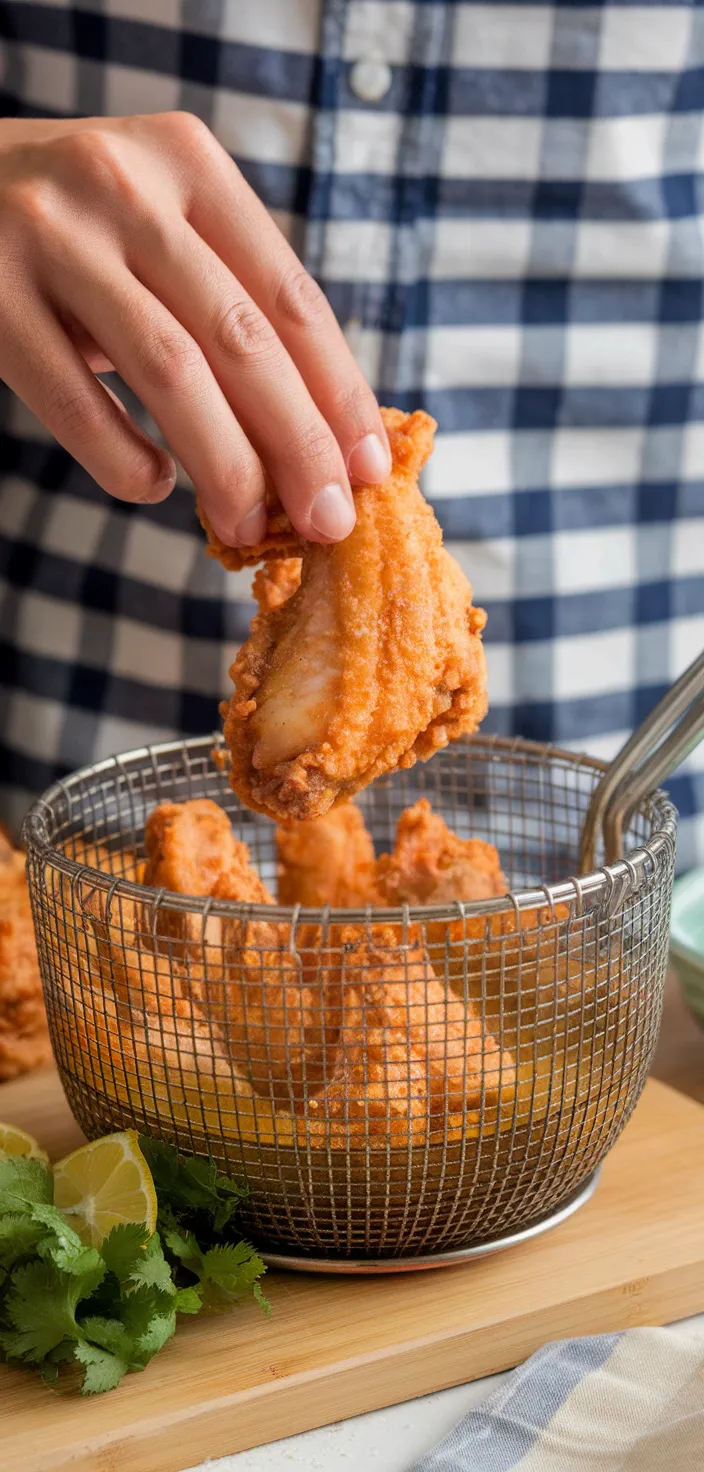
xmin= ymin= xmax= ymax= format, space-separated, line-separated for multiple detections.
xmin=53 ymin=1130 xmax=157 ymax=1247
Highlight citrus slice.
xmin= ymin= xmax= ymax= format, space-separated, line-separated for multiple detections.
xmin=0 ymin=1123 xmax=49 ymax=1163
xmin=53 ymin=1130 xmax=158 ymax=1247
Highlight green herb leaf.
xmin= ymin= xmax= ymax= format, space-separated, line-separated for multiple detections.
xmin=32 ymin=1206 xmax=105 ymax=1283
xmin=96 ymin=1222 xmax=151 ymax=1287
xmin=139 ymin=1137 xmax=247 ymax=1235
xmin=117 ymin=1284 xmax=172 ymax=1346
xmin=79 ymin=1315 xmax=135 ymax=1362
xmin=128 ymin=1233 xmax=175 ymax=1297
xmin=173 ymin=1286 xmax=202 ymax=1316
xmin=0 ymin=1212 xmax=45 ymax=1269
xmin=0 ymin=1158 xmax=53 ymax=1213
xmin=200 ymin=1242 xmax=264 ymax=1293
xmin=135 ymin=1310 xmax=176 ymax=1359
xmin=1 ymin=1262 xmax=87 ymax=1361
xmin=74 ymin=1340 xmax=130 ymax=1395
xmin=160 ymin=1224 xmax=203 ymax=1275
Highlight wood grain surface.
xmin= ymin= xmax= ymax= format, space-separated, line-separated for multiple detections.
xmin=1 ymin=1070 xmax=704 ymax=1472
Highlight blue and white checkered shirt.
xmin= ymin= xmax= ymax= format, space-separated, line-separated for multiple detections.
xmin=1 ymin=1 xmax=703 ymax=864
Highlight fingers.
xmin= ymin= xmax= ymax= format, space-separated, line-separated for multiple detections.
xmin=58 ymin=311 xmax=115 ymax=374
xmin=0 ymin=111 xmax=388 ymax=548
xmin=0 ymin=294 xmax=176 ymax=504
xmin=50 ymin=250 xmax=269 ymax=546
xmin=132 ymin=221 xmax=357 ymax=541
xmin=184 ymin=138 xmax=391 ymax=486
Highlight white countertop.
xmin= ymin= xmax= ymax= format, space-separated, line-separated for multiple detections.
xmin=183 ymin=1313 xmax=704 ymax=1472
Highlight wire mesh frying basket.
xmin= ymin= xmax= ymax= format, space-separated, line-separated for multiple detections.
xmin=23 ymin=734 xmax=676 ymax=1265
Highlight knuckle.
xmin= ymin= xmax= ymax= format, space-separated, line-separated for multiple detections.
xmin=2 ymin=177 xmax=61 ymax=231
xmin=50 ymin=129 xmax=141 ymax=208
xmin=213 ymin=300 xmax=277 ymax=362
xmin=53 ymin=128 xmax=114 ymax=175
xmin=138 ymin=325 xmax=204 ymax=391
xmin=160 ymin=110 xmax=213 ymax=152
xmin=331 ymin=379 xmax=378 ymax=426
xmin=275 ymin=267 xmax=328 ymax=331
xmin=282 ymin=423 xmax=337 ymax=471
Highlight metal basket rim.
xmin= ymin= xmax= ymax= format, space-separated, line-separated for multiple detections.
xmin=22 ymin=731 xmax=678 ymax=926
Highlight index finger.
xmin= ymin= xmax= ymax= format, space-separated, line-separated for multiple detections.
xmin=185 ymin=133 xmax=391 ymax=487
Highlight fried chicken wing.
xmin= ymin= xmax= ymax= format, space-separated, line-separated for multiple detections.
xmin=143 ymin=799 xmax=270 ymax=905
xmin=140 ymin=799 xmax=334 ymax=1105
xmin=0 ymin=832 xmax=51 ymax=1081
xmin=303 ymin=929 xmax=515 ymax=1147
xmin=215 ymin=408 xmax=488 ymax=821
xmin=304 ymin=1005 xmax=432 ymax=1147
xmin=143 ymin=798 xmax=273 ymax=956
xmin=375 ymin=799 xmax=507 ymax=907
xmin=373 ymin=798 xmax=570 ymax=996
xmin=277 ymin=802 xmax=378 ymax=908
xmin=63 ymin=928 xmax=294 ymax=1148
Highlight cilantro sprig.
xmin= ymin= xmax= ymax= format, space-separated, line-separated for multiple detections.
xmin=0 ymin=1142 xmax=268 ymax=1395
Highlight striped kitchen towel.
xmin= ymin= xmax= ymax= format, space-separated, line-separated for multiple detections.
xmin=410 ymin=1327 xmax=704 ymax=1472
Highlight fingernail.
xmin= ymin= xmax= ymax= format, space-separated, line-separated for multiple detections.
xmin=310 ymin=482 xmax=356 ymax=539
xmin=235 ymin=502 xmax=267 ymax=545
xmin=140 ymin=458 xmax=177 ymax=504
xmin=348 ymin=432 xmax=392 ymax=484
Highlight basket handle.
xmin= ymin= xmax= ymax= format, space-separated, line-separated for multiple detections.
xmin=579 ymin=649 xmax=704 ymax=873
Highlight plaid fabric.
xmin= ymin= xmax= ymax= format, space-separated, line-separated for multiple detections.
xmin=409 ymin=1327 xmax=704 ymax=1471
xmin=0 ymin=1 xmax=703 ymax=865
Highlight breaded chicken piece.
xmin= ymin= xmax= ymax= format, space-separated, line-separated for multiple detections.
xmin=277 ymin=802 xmax=378 ymax=908
xmin=64 ymin=910 xmax=294 ymax=1148
xmin=140 ymin=799 xmax=332 ymax=1105
xmin=374 ymin=798 xmax=507 ymax=907
xmin=142 ymin=798 xmax=273 ymax=956
xmin=143 ymin=798 xmax=271 ymax=906
xmin=0 ymin=832 xmax=51 ymax=1081
xmin=214 ymin=408 xmax=487 ymax=821
xmin=303 ymin=928 xmax=515 ymax=1147
xmin=373 ymin=799 xmax=568 ymax=978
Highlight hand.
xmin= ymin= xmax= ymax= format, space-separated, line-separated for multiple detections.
xmin=0 ymin=113 xmax=391 ymax=546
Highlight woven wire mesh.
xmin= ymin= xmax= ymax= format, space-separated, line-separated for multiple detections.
xmin=23 ymin=734 xmax=676 ymax=1260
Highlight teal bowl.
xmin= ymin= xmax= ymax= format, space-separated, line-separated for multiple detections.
xmin=670 ymin=867 xmax=704 ymax=1027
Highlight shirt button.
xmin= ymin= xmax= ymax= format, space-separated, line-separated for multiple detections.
xmin=349 ymin=57 xmax=393 ymax=104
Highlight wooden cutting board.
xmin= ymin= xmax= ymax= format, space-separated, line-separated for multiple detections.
xmin=1 ymin=1070 xmax=704 ymax=1472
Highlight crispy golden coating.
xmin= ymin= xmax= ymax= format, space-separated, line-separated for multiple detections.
xmin=0 ymin=833 xmax=51 ymax=1081
xmin=304 ymin=929 xmax=515 ymax=1147
xmin=252 ymin=559 xmax=302 ymax=614
xmin=143 ymin=798 xmax=270 ymax=905
xmin=62 ymin=918 xmax=294 ymax=1148
xmin=143 ymin=798 xmax=273 ymax=956
xmin=276 ymin=802 xmax=378 ymax=908
xmin=205 ymin=938 xmax=339 ymax=1109
xmin=375 ymin=799 xmax=507 ymax=907
xmin=219 ymin=408 xmax=488 ymax=821
xmin=373 ymin=799 xmax=569 ymax=983
xmin=198 ymin=480 xmax=301 ymax=570
xmin=139 ymin=800 xmax=333 ymax=1106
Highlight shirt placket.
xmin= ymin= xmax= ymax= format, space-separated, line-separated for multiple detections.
xmin=301 ymin=1 xmax=450 ymax=405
